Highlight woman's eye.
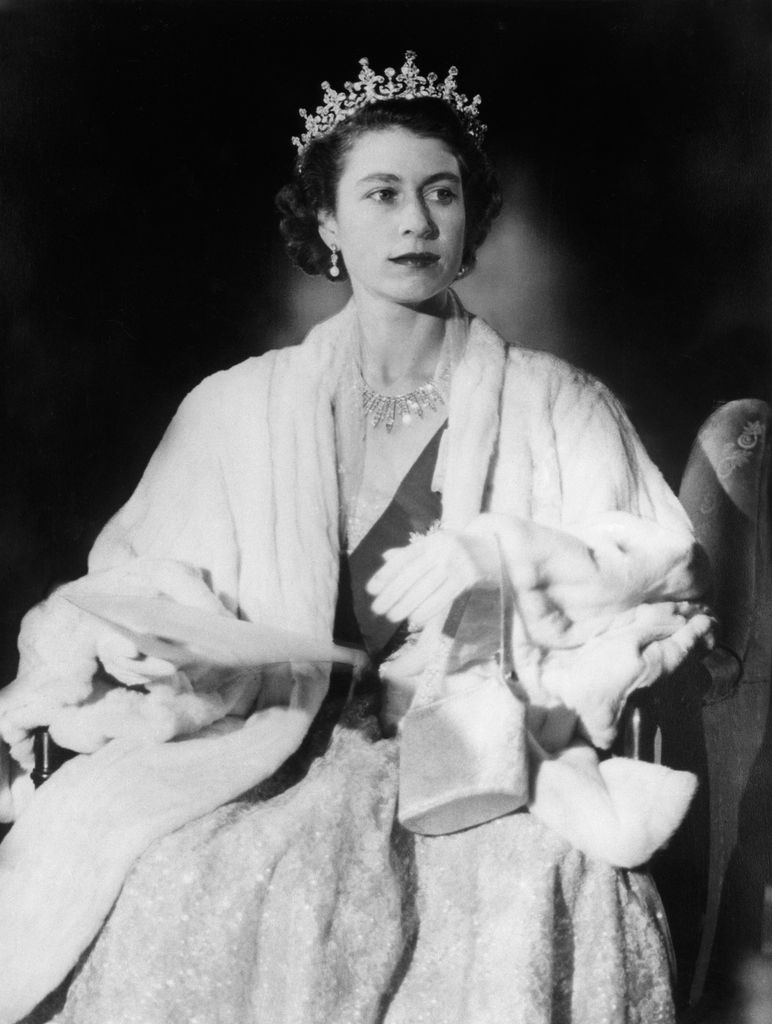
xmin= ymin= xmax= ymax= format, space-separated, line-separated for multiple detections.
xmin=426 ymin=187 xmax=457 ymax=205
xmin=368 ymin=188 xmax=397 ymax=203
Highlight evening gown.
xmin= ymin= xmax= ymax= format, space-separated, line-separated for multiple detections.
xmin=25 ymin=424 xmax=676 ymax=1024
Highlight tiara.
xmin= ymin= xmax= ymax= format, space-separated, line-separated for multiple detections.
xmin=292 ymin=50 xmax=486 ymax=156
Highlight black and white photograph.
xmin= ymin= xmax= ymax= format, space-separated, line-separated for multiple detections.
xmin=0 ymin=1 xmax=770 ymax=1022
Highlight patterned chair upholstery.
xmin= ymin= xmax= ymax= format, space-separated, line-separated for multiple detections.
xmin=648 ymin=399 xmax=772 ymax=1018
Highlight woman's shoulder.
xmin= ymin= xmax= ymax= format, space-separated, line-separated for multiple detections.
xmin=177 ymin=356 xmax=275 ymax=423
xmin=508 ymin=344 xmax=605 ymax=396
xmin=490 ymin=332 xmax=633 ymax=442
xmin=469 ymin=316 xmax=609 ymax=404
xmin=189 ymin=303 xmax=354 ymax=403
xmin=170 ymin=305 xmax=352 ymax=434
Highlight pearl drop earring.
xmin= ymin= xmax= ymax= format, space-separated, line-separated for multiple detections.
xmin=329 ymin=244 xmax=340 ymax=279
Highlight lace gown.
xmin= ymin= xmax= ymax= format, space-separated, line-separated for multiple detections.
xmin=25 ymin=424 xmax=676 ymax=1024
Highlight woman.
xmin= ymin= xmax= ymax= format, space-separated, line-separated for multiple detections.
xmin=0 ymin=53 xmax=712 ymax=1024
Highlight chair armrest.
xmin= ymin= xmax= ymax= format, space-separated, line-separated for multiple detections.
xmin=619 ymin=643 xmax=738 ymax=763
xmin=699 ymin=646 xmax=743 ymax=705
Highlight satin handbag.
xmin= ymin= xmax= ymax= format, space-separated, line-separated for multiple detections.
xmin=397 ymin=556 xmax=530 ymax=836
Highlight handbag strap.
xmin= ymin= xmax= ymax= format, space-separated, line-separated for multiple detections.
xmin=495 ymin=533 xmax=517 ymax=685
xmin=440 ymin=533 xmax=517 ymax=683
xmin=408 ymin=534 xmax=519 ymax=709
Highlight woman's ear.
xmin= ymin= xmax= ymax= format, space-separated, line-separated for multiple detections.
xmin=317 ymin=210 xmax=338 ymax=251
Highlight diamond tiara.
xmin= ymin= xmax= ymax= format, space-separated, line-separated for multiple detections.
xmin=291 ymin=50 xmax=486 ymax=156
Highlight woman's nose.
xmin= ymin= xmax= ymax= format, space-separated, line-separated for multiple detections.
xmin=400 ymin=197 xmax=438 ymax=238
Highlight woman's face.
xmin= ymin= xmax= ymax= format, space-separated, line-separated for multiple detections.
xmin=318 ymin=128 xmax=466 ymax=311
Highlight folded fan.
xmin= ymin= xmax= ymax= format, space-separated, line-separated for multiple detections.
xmin=66 ymin=592 xmax=366 ymax=676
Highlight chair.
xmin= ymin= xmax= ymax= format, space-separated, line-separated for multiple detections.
xmin=642 ymin=398 xmax=772 ymax=1019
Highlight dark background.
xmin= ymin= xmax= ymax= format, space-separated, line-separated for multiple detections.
xmin=1 ymin=0 xmax=770 ymax=683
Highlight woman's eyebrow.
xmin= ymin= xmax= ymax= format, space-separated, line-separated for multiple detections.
xmin=422 ymin=171 xmax=461 ymax=186
xmin=355 ymin=172 xmax=401 ymax=185
xmin=355 ymin=171 xmax=461 ymax=186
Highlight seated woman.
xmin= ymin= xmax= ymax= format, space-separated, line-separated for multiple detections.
xmin=0 ymin=52 xmax=712 ymax=1024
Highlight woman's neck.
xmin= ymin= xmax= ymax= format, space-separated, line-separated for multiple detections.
xmin=354 ymin=290 xmax=450 ymax=391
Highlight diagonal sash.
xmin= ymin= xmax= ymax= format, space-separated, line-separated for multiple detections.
xmin=343 ymin=423 xmax=447 ymax=661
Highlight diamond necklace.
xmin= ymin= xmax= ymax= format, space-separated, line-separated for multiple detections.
xmin=359 ymin=361 xmax=452 ymax=432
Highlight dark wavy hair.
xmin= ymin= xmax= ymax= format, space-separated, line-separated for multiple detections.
xmin=275 ymin=97 xmax=502 ymax=282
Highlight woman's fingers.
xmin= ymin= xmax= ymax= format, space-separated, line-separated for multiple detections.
xmin=373 ymin=563 xmax=449 ymax=623
xmin=401 ymin=580 xmax=461 ymax=628
xmin=639 ymin=612 xmax=714 ymax=677
xmin=370 ymin=551 xmax=440 ymax=617
xmin=367 ymin=543 xmax=422 ymax=594
xmin=625 ymin=602 xmax=712 ymax=651
xmin=368 ymin=532 xmax=493 ymax=623
xmin=104 ymin=657 xmax=177 ymax=688
xmin=95 ymin=630 xmax=142 ymax=663
xmin=117 ymin=656 xmax=177 ymax=680
xmin=513 ymin=587 xmax=579 ymax=648
xmin=96 ymin=627 xmax=176 ymax=685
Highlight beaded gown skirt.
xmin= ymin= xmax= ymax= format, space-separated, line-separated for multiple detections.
xmin=26 ymin=690 xmax=676 ymax=1024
